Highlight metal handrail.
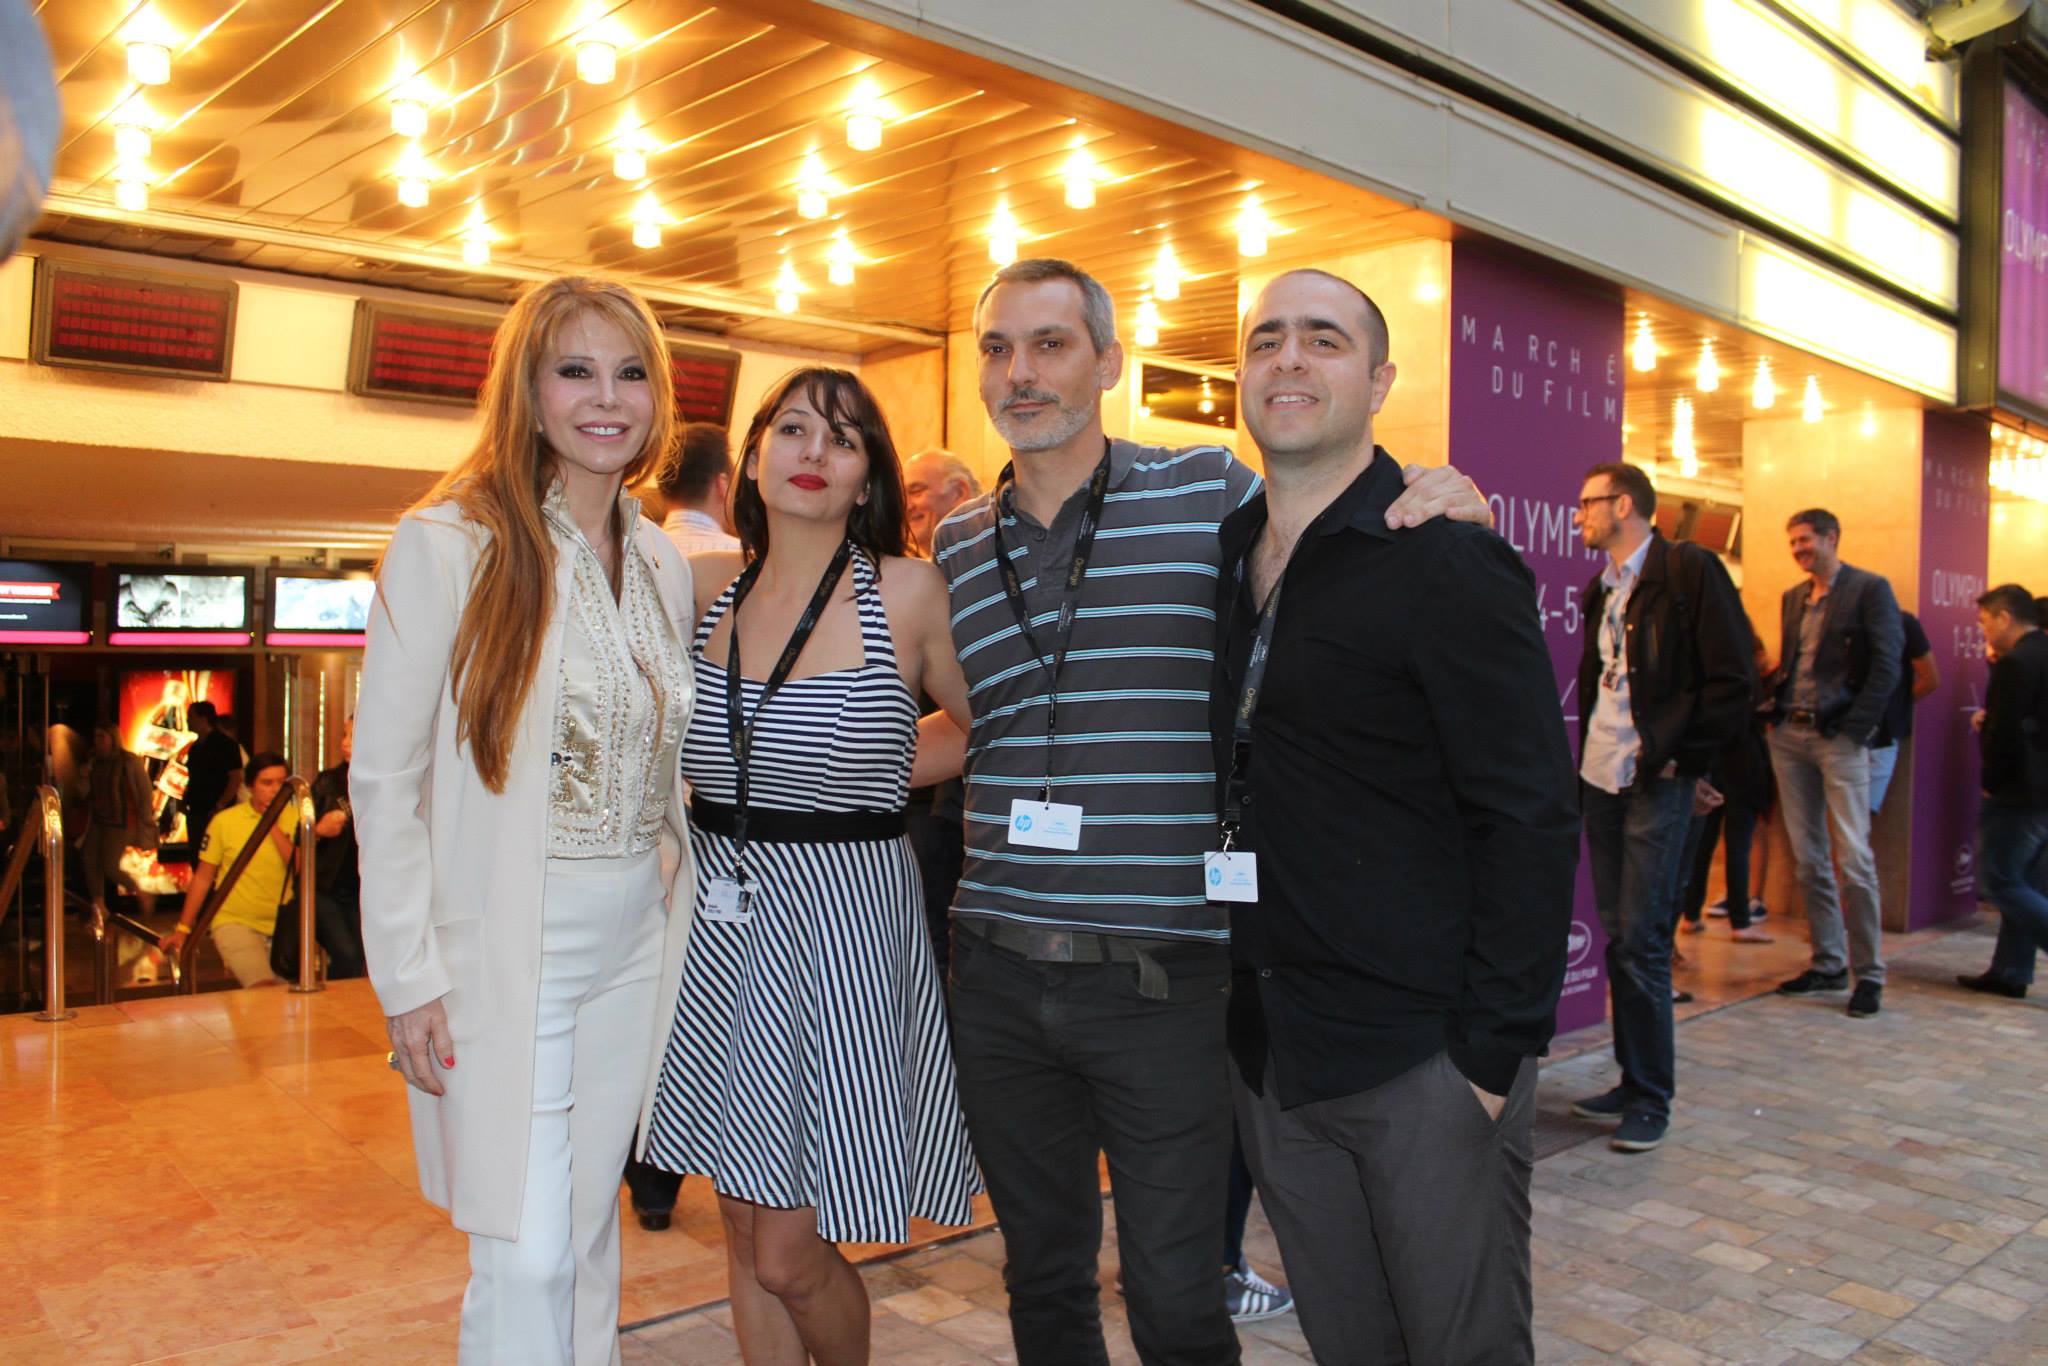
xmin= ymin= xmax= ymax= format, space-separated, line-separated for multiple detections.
xmin=0 ymin=786 xmax=73 ymax=1021
xmin=172 ymin=777 xmax=323 ymax=995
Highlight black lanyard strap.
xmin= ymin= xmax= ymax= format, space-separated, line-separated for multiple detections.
xmin=991 ymin=444 xmax=1113 ymax=802
xmin=723 ymin=539 xmax=855 ymax=878
xmin=1218 ymin=557 xmax=1286 ymax=849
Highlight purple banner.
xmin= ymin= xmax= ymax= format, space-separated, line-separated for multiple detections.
xmin=1448 ymin=246 xmax=1623 ymax=1035
xmin=2001 ymin=82 xmax=2048 ymax=413
xmin=1910 ymin=414 xmax=1990 ymax=929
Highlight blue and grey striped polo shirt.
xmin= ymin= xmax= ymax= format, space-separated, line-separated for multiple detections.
xmin=933 ymin=438 xmax=1261 ymax=940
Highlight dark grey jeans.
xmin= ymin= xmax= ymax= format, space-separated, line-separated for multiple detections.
xmin=1233 ymin=1048 xmax=1537 ymax=1366
xmin=948 ymin=923 xmax=1240 ymax=1366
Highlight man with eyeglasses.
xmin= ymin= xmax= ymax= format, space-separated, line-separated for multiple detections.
xmin=1567 ymin=463 xmax=1753 ymax=1153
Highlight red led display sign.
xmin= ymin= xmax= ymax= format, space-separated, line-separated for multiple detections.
xmin=30 ymin=260 xmax=237 ymax=381
xmin=348 ymin=300 xmax=499 ymax=405
xmin=669 ymin=341 xmax=741 ymax=426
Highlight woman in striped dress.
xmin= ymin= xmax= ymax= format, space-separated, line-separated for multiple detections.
xmin=644 ymin=367 xmax=978 ymax=1366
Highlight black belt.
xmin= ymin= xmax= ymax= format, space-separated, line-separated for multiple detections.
xmin=1786 ymin=708 xmax=1819 ymax=726
xmin=956 ymin=916 xmax=1203 ymax=999
xmin=690 ymin=796 xmax=905 ymax=844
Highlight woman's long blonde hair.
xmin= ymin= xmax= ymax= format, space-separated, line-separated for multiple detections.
xmin=407 ymin=275 xmax=675 ymax=793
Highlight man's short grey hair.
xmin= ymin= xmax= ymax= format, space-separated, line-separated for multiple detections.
xmin=975 ymin=258 xmax=1118 ymax=354
xmin=912 ymin=448 xmax=981 ymax=496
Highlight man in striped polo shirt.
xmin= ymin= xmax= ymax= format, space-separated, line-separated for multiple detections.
xmin=931 ymin=258 xmax=1487 ymax=1366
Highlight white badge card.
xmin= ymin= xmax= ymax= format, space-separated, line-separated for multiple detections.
xmin=701 ymin=875 xmax=755 ymax=924
xmin=1008 ymin=799 xmax=1084 ymax=851
xmin=1204 ymin=850 xmax=1259 ymax=903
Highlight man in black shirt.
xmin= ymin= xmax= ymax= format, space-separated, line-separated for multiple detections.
xmin=1958 ymin=585 xmax=2048 ymax=999
xmin=1868 ymin=611 xmax=1938 ymax=816
xmin=304 ymin=716 xmax=366 ymax=979
xmin=1212 ymin=269 xmax=1578 ymax=1365
xmin=179 ymin=700 xmax=242 ymax=841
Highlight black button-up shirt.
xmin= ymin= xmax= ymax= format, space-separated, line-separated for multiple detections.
xmin=1213 ymin=450 xmax=1579 ymax=1106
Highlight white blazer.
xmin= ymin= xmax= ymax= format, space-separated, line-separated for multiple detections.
xmin=352 ymin=500 xmax=698 ymax=1240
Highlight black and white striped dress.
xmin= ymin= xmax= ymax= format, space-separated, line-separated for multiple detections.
xmin=643 ymin=549 xmax=980 ymax=1242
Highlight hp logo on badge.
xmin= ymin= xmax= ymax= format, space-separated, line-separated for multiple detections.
xmin=1015 ymin=813 xmax=1033 ymax=832
xmin=1208 ymin=866 xmax=1223 ymax=886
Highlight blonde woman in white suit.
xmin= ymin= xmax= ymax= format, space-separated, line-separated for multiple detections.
xmin=353 ymin=276 xmax=698 ymax=1366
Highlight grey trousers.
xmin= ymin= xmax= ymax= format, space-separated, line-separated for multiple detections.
xmin=1232 ymin=1049 xmax=1537 ymax=1366
xmin=1768 ymin=723 xmax=1886 ymax=984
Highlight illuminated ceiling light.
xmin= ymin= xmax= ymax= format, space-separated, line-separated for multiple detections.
xmin=1198 ymin=376 xmax=1215 ymax=414
xmin=393 ymin=144 xmax=436 ymax=208
xmin=577 ymin=37 xmax=617 ymax=84
xmin=112 ymin=167 xmax=151 ymax=212
xmin=1695 ymin=339 xmax=1720 ymax=393
xmin=1414 ymin=276 xmax=1444 ymax=304
xmin=1801 ymin=376 xmax=1824 ymax=423
xmin=1137 ymin=404 xmax=1152 ymax=419
xmin=1673 ymin=397 xmax=1698 ymax=478
xmin=795 ymin=154 xmax=833 ymax=220
xmin=1152 ymin=243 xmax=1182 ymax=301
xmin=112 ymin=96 xmax=157 ymax=162
xmin=613 ymin=123 xmax=650 ymax=181
xmin=1134 ymin=299 xmax=1161 ymax=348
xmin=774 ymin=258 xmax=804 ymax=314
xmin=124 ymin=8 xmax=176 ymax=86
xmin=1063 ymin=146 xmax=1099 ymax=210
xmin=1631 ymin=314 xmax=1657 ymax=373
xmin=1237 ymin=194 xmax=1269 ymax=257
xmin=988 ymin=199 xmax=1020 ymax=266
xmin=629 ymin=193 xmax=665 ymax=249
xmin=460 ymin=204 xmax=494 ymax=267
xmin=826 ymin=228 xmax=859 ymax=287
xmin=1859 ymin=402 xmax=1877 ymax=438
xmin=846 ymin=79 xmax=885 ymax=152
xmin=391 ymin=97 xmax=427 ymax=139
xmin=1751 ymin=357 xmax=1777 ymax=410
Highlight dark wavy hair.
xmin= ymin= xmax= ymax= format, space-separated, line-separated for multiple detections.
xmin=732 ymin=367 xmax=909 ymax=566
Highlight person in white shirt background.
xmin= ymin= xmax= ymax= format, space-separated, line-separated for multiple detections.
xmin=659 ymin=421 xmax=741 ymax=557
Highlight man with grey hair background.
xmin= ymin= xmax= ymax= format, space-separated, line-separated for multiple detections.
xmin=905 ymin=447 xmax=981 ymax=556
xmin=929 ymin=257 xmax=1490 ymax=1366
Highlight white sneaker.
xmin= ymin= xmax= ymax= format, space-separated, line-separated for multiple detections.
xmin=1225 ymin=1261 xmax=1294 ymax=1323
xmin=1705 ymin=899 xmax=1730 ymax=918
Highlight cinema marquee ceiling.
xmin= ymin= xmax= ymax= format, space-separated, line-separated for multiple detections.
xmin=32 ymin=0 xmax=1443 ymax=365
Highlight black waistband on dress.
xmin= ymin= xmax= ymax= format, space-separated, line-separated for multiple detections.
xmin=690 ymin=796 xmax=906 ymax=844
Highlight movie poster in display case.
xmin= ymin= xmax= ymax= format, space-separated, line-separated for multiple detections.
xmin=119 ymin=667 xmax=238 ymax=855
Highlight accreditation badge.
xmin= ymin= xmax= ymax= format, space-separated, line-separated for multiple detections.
xmin=1203 ymin=850 xmax=1259 ymax=903
xmin=1007 ymin=799 xmax=1084 ymax=851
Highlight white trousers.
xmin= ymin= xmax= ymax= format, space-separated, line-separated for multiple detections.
xmin=459 ymin=851 xmax=666 ymax=1366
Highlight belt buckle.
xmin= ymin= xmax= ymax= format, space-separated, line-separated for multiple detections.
xmin=1022 ymin=927 xmax=1074 ymax=962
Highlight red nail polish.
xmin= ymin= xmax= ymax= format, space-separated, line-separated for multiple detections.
xmin=443 ymin=1055 xmax=455 ymax=1067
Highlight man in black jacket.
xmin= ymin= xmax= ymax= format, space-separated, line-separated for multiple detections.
xmin=1567 ymin=463 xmax=1753 ymax=1153
xmin=1766 ymin=509 xmax=1904 ymax=1017
xmin=1958 ymin=585 xmax=2048 ymax=999
xmin=1213 ymin=269 xmax=1576 ymax=1364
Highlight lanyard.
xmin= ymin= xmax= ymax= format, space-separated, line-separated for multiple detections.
xmin=991 ymin=444 xmax=1113 ymax=801
xmin=1217 ymin=550 xmax=1290 ymax=850
xmin=724 ymin=539 xmax=855 ymax=880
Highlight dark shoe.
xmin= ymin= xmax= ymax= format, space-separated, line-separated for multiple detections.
xmin=1570 ymin=1088 xmax=1631 ymax=1123
xmin=1610 ymin=1112 xmax=1668 ymax=1153
xmin=634 ymin=1206 xmax=672 ymax=1232
xmin=1672 ymin=989 xmax=1695 ymax=1004
xmin=1776 ymin=968 xmax=1850 ymax=996
xmin=1847 ymin=981 xmax=1883 ymax=1018
xmin=1958 ymin=971 xmax=2028 ymax=999
xmin=1224 ymin=1261 xmax=1294 ymax=1322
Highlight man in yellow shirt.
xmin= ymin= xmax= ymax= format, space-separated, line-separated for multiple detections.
xmin=160 ymin=751 xmax=298 ymax=987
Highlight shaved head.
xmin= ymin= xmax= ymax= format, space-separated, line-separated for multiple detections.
xmin=1246 ymin=268 xmax=1389 ymax=370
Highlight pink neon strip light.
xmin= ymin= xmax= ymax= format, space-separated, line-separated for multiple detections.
xmin=108 ymin=631 xmax=251 ymax=647
xmin=0 ymin=630 xmax=90 ymax=645
xmin=265 ymin=632 xmax=366 ymax=648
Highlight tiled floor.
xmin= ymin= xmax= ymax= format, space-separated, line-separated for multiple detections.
xmin=618 ymin=915 xmax=2048 ymax=1366
xmin=0 ymin=978 xmax=988 ymax=1364
xmin=10 ymin=912 xmax=2045 ymax=1364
